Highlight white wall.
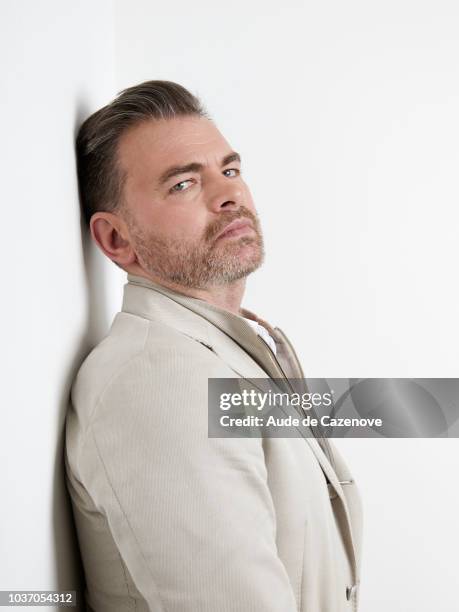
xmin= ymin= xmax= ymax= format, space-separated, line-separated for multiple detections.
xmin=114 ymin=1 xmax=459 ymax=610
xmin=0 ymin=1 xmax=123 ymax=609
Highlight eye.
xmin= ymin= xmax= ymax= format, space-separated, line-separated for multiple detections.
xmin=169 ymin=179 xmax=194 ymax=194
xmin=169 ymin=168 xmax=241 ymax=195
xmin=223 ymin=168 xmax=240 ymax=177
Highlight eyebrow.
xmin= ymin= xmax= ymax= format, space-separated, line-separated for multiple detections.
xmin=157 ymin=151 xmax=241 ymax=186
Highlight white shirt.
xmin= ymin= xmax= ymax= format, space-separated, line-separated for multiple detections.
xmin=243 ymin=317 xmax=277 ymax=355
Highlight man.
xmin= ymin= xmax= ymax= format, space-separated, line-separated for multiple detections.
xmin=65 ymin=80 xmax=363 ymax=612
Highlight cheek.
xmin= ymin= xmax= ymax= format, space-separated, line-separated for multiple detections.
xmin=161 ymin=207 xmax=208 ymax=241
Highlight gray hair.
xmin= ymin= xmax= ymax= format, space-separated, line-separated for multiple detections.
xmin=76 ymin=80 xmax=210 ymax=226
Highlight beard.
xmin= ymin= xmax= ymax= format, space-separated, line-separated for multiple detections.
xmin=123 ymin=206 xmax=265 ymax=290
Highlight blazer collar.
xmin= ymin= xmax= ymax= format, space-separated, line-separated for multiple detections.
xmin=123 ymin=273 xmax=286 ymax=381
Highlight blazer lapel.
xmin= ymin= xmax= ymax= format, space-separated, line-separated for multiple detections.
xmin=125 ymin=274 xmax=289 ymax=385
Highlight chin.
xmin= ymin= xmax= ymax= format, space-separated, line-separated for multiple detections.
xmin=236 ymin=248 xmax=265 ymax=274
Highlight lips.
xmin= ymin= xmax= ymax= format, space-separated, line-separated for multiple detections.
xmin=215 ymin=218 xmax=254 ymax=240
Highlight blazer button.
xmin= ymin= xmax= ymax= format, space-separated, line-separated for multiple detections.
xmin=346 ymin=584 xmax=358 ymax=601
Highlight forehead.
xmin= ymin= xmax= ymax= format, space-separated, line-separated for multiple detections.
xmin=117 ymin=116 xmax=232 ymax=187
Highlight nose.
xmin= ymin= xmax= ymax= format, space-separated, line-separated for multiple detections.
xmin=206 ymin=172 xmax=245 ymax=213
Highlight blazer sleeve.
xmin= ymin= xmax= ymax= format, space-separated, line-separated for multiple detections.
xmin=74 ymin=346 xmax=299 ymax=612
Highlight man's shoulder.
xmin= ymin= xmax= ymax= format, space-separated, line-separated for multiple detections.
xmin=71 ymin=312 xmax=147 ymax=401
xmin=69 ymin=311 xmax=219 ymax=424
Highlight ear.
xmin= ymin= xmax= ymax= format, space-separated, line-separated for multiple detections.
xmin=89 ymin=211 xmax=137 ymax=267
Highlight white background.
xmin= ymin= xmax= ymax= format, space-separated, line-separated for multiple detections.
xmin=2 ymin=1 xmax=459 ymax=610
xmin=1 ymin=2 xmax=123 ymax=611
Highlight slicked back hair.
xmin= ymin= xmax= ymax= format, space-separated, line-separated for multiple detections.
xmin=76 ymin=80 xmax=210 ymax=226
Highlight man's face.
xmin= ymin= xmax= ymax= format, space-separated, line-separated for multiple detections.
xmin=116 ymin=116 xmax=264 ymax=289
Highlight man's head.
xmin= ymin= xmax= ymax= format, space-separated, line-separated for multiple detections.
xmin=77 ymin=80 xmax=264 ymax=290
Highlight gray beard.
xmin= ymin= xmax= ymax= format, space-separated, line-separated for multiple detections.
xmin=129 ymin=224 xmax=265 ymax=290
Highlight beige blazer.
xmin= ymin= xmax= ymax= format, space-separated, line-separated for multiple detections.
xmin=65 ymin=273 xmax=363 ymax=612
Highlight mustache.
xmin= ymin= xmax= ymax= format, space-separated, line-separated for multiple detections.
xmin=206 ymin=207 xmax=258 ymax=242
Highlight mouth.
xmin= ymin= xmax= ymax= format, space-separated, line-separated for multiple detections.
xmin=215 ymin=218 xmax=254 ymax=241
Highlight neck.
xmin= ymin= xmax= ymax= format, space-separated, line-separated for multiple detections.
xmin=128 ymin=269 xmax=246 ymax=316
